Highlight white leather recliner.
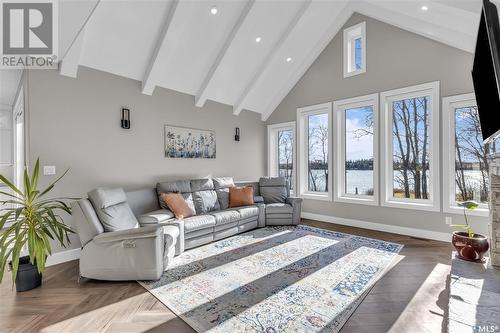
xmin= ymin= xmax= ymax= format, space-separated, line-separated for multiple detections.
xmin=71 ymin=188 xmax=178 ymax=281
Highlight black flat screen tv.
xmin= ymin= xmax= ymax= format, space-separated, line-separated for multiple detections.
xmin=472 ymin=0 xmax=500 ymax=142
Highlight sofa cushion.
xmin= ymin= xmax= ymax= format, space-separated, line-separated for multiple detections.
xmin=213 ymin=177 xmax=234 ymax=210
xmin=213 ymin=177 xmax=235 ymax=189
xmin=191 ymin=178 xmax=215 ymax=191
xmin=183 ymin=215 xmax=216 ymax=233
xmin=259 ymin=177 xmax=288 ymax=204
xmin=233 ymin=206 xmax=259 ymax=220
xmin=192 ymin=189 xmax=220 ymax=214
xmin=88 ymin=188 xmax=139 ymax=232
xmin=157 ymin=180 xmax=192 ymax=193
xmin=191 ymin=179 xmax=220 ymax=214
xmin=229 ymin=186 xmax=254 ymax=208
xmin=157 ymin=180 xmax=194 ymax=211
xmin=210 ymin=210 xmax=241 ymax=226
xmin=137 ymin=209 xmax=175 ymax=225
xmin=266 ymin=203 xmax=293 ymax=215
xmin=216 ymin=188 xmax=230 ymax=210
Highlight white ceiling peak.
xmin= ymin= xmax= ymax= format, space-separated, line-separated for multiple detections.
xmin=195 ymin=0 xmax=256 ymax=108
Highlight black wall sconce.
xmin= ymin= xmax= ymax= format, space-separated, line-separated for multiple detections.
xmin=235 ymin=127 xmax=240 ymax=141
xmin=121 ymin=108 xmax=131 ymax=129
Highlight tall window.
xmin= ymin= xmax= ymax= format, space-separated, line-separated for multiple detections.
xmin=268 ymin=122 xmax=295 ymax=193
xmin=297 ymin=102 xmax=332 ymax=200
xmin=443 ymin=94 xmax=489 ymax=215
xmin=343 ymin=22 xmax=366 ymax=78
xmin=334 ymin=94 xmax=378 ymax=205
xmin=381 ymin=82 xmax=440 ymax=211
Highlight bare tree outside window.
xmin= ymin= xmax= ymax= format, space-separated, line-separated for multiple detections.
xmin=392 ymin=96 xmax=430 ymax=199
xmin=308 ymin=113 xmax=329 ymax=192
xmin=278 ymin=129 xmax=293 ymax=191
xmin=454 ymin=106 xmax=489 ymax=204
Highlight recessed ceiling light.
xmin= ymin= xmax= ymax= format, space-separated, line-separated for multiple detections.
xmin=420 ymin=5 xmax=428 ymax=11
xmin=255 ymin=37 xmax=262 ymax=43
xmin=210 ymin=6 xmax=218 ymax=15
xmin=286 ymin=57 xmax=292 ymax=62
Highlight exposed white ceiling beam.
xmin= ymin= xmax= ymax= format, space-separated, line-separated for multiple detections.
xmin=59 ymin=28 xmax=86 ymax=78
xmin=58 ymin=0 xmax=100 ymax=78
xmin=233 ymin=0 xmax=312 ymax=116
xmin=261 ymin=3 xmax=353 ymax=121
xmin=353 ymin=1 xmax=476 ymax=53
xmin=142 ymin=0 xmax=180 ymax=95
xmin=195 ymin=0 xmax=256 ymax=108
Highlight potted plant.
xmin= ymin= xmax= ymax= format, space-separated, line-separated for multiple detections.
xmin=451 ymin=200 xmax=489 ymax=262
xmin=0 ymin=159 xmax=74 ymax=291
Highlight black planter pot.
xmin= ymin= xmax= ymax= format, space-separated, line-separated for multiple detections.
xmin=8 ymin=256 xmax=42 ymax=292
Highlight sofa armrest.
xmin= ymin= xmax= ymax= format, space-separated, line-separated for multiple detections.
xmin=286 ymin=197 xmax=303 ymax=206
xmin=93 ymin=225 xmax=162 ymax=244
xmin=158 ymin=219 xmax=184 ymax=255
xmin=286 ymin=197 xmax=302 ymax=225
xmin=80 ymin=226 xmax=165 ymax=280
xmin=138 ymin=209 xmax=175 ymax=226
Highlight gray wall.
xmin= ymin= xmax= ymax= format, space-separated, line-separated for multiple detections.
xmin=267 ymin=13 xmax=488 ymax=235
xmin=27 ymin=66 xmax=266 ymax=251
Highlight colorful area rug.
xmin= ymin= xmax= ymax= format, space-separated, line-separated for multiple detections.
xmin=140 ymin=225 xmax=403 ymax=332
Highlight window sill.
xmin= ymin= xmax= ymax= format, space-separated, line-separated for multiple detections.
xmin=300 ymin=192 xmax=331 ymax=201
xmin=343 ymin=68 xmax=366 ymax=78
xmin=381 ymin=199 xmax=440 ymax=212
xmin=444 ymin=205 xmax=489 ymax=217
xmin=334 ymin=195 xmax=378 ymax=206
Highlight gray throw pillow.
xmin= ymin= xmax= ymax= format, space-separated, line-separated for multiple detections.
xmin=192 ymin=190 xmax=220 ymax=214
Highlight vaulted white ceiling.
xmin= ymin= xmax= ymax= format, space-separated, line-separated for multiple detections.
xmin=39 ymin=1 xmax=491 ymax=119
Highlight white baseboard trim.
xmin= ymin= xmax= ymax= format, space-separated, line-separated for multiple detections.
xmin=302 ymin=212 xmax=451 ymax=242
xmin=46 ymin=248 xmax=81 ymax=267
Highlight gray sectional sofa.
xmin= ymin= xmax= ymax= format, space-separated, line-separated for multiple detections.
xmin=72 ymin=176 xmax=302 ymax=281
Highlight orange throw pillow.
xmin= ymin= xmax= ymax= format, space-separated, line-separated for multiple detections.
xmin=229 ymin=186 xmax=254 ymax=208
xmin=160 ymin=193 xmax=193 ymax=219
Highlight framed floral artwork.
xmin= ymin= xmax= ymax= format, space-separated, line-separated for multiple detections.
xmin=164 ymin=125 xmax=216 ymax=159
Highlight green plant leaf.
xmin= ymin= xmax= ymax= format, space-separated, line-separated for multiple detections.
xmin=10 ymin=231 xmax=27 ymax=288
xmin=0 ymin=174 xmax=23 ymax=197
xmin=31 ymin=159 xmax=40 ymax=194
xmin=0 ymin=190 xmax=22 ymax=200
xmin=458 ymin=200 xmax=479 ymax=210
xmin=38 ymin=168 xmax=69 ymax=198
xmin=450 ymin=224 xmax=469 ymax=229
xmin=0 ymin=210 xmax=14 ymax=230
xmin=23 ymin=167 xmax=31 ymax=199
xmin=0 ymin=247 xmax=13 ymax=284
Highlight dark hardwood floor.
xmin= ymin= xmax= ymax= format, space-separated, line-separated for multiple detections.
xmin=0 ymin=219 xmax=453 ymax=333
